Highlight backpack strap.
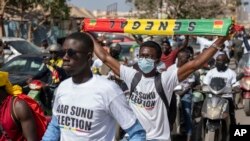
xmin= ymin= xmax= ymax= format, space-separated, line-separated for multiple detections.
xmin=129 ymin=72 xmax=142 ymax=98
xmin=154 ymin=73 xmax=169 ymax=113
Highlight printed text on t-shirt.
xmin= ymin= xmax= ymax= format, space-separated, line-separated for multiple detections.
xmin=130 ymin=88 xmax=156 ymax=110
xmin=56 ymin=104 xmax=94 ymax=133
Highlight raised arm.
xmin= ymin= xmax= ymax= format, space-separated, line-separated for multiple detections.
xmin=178 ymin=36 xmax=228 ymax=82
xmin=87 ymin=32 xmax=121 ymax=76
xmin=14 ymin=100 xmax=38 ymax=141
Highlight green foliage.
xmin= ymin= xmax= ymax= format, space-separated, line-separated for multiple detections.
xmin=128 ymin=0 xmax=159 ymax=18
xmin=5 ymin=0 xmax=70 ymax=20
xmin=127 ymin=0 xmax=237 ymax=19
xmin=42 ymin=0 xmax=70 ymax=20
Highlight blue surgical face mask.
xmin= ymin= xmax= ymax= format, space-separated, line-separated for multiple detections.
xmin=138 ymin=58 xmax=155 ymax=74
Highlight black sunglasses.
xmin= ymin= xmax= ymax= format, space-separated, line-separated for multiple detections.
xmin=62 ymin=48 xmax=88 ymax=58
xmin=62 ymin=48 xmax=79 ymax=58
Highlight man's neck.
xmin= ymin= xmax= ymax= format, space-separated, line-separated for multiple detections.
xmin=142 ymin=70 xmax=157 ymax=78
xmin=72 ymin=71 xmax=93 ymax=84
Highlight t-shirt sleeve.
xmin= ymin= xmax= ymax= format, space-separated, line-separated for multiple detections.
xmin=231 ymin=70 xmax=237 ymax=84
xmin=203 ymin=71 xmax=212 ymax=85
xmin=196 ymin=37 xmax=202 ymax=44
xmin=52 ymin=81 xmax=66 ymax=115
xmin=161 ymin=67 xmax=179 ymax=103
xmin=107 ymin=89 xmax=137 ymax=130
xmin=52 ymin=85 xmax=60 ymax=115
xmin=120 ymin=65 xmax=137 ymax=89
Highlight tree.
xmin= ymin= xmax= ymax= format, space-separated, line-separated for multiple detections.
xmin=165 ymin=0 xmax=237 ymax=19
xmin=0 ymin=0 xmax=70 ymax=39
xmin=126 ymin=0 xmax=160 ymax=18
xmin=126 ymin=0 xmax=238 ymax=19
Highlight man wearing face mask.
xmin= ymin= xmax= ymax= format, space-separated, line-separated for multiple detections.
xmin=203 ymin=53 xmax=237 ymax=126
xmin=91 ymin=27 xmax=231 ymax=141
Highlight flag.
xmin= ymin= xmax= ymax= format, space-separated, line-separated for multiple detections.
xmin=89 ymin=19 xmax=96 ymax=26
xmin=213 ymin=20 xmax=224 ymax=29
xmin=82 ymin=18 xmax=232 ymax=36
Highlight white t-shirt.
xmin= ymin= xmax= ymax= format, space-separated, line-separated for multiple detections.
xmin=203 ymin=68 xmax=237 ymax=98
xmin=120 ymin=65 xmax=179 ymax=141
xmin=53 ymin=75 xmax=137 ymax=141
xmin=196 ymin=37 xmax=215 ymax=53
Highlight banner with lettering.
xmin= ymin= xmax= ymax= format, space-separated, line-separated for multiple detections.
xmin=82 ymin=18 xmax=232 ymax=36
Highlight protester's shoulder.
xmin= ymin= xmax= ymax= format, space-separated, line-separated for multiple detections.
xmin=227 ymin=68 xmax=237 ymax=75
xmin=120 ymin=64 xmax=137 ymax=74
xmin=208 ymin=68 xmax=217 ymax=73
xmin=167 ymin=64 xmax=177 ymax=71
xmin=57 ymin=77 xmax=72 ymax=88
xmin=162 ymin=64 xmax=178 ymax=77
xmin=121 ymin=64 xmax=135 ymax=70
xmin=94 ymin=75 xmax=122 ymax=91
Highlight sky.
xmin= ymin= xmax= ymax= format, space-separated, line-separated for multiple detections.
xmin=69 ymin=0 xmax=133 ymax=12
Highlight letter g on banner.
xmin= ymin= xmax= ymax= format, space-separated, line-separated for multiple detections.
xmin=132 ymin=21 xmax=141 ymax=30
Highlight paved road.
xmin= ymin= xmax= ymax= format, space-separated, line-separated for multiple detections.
xmin=236 ymin=109 xmax=250 ymax=125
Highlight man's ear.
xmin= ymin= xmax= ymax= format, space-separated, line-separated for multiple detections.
xmin=87 ymin=52 xmax=93 ymax=65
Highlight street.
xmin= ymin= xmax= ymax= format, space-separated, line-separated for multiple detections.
xmin=172 ymin=109 xmax=250 ymax=141
xmin=172 ymin=58 xmax=250 ymax=141
xmin=236 ymin=109 xmax=250 ymax=125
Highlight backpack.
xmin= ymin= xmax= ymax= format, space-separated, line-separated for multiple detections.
xmin=11 ymin=94 xmax=48 ymax=140
xmin=130 ymin=72 xmax=176 ymax=131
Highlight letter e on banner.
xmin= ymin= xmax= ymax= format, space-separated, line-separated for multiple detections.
xmin=174 ymin=22 xmax=181 ymax=31
xmin=145 ymin=21 xmax=154 ymax=30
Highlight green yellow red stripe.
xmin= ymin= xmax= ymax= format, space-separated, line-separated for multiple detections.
xmin=82 ymin=18 xmax=232 ymax=36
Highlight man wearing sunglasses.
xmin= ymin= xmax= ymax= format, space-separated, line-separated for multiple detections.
xmin=42 ymin=32 xmax=146 ymax=141
xmin=90 ymin=30 xmax=231 ymax=141
xmin=45 ymin=44 xmax=66 ymax=85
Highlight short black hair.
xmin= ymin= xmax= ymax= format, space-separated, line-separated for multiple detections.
xmin=140 ymin=41 xmax=162 ymax=59
xmin=178 ymin=48 xmax=191 ymax=58
xmin=217 ymin=52 xmax=230 ymax=63
xmin=66 ymin=32 xmax=94 ymax=53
